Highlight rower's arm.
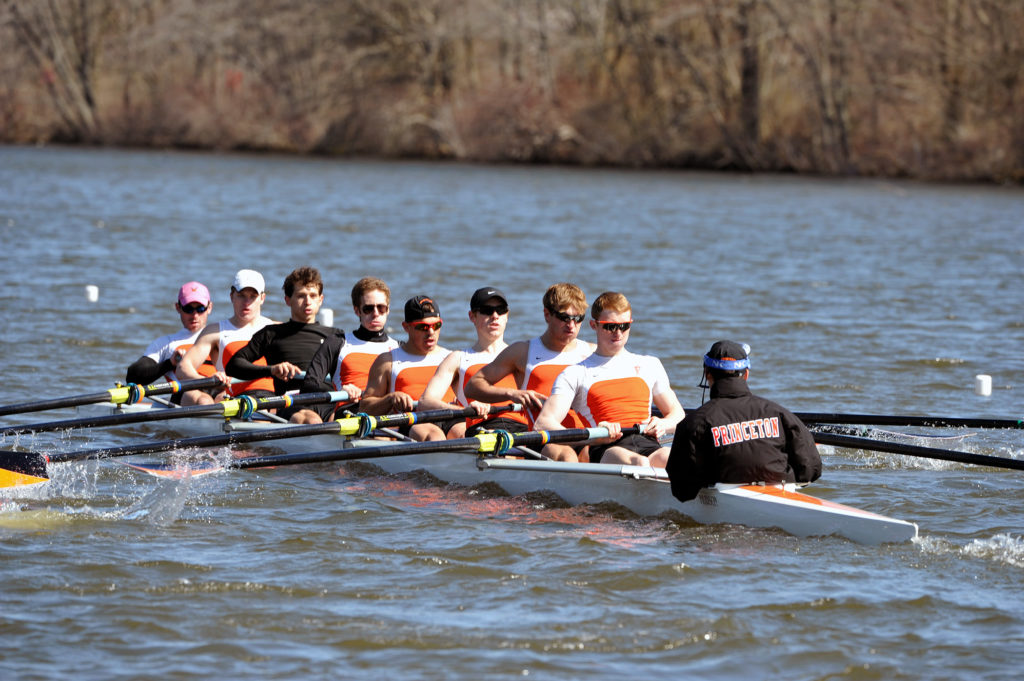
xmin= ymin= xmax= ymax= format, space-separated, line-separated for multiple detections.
xmin=418 ymin=352 xmax=461 ymax=411
xmin=225 ymin=327 xmax=273 ymax=380
xmin=177 ymin=327 xmax=217 ymax=381
xmin=464 ymin=342 xmax=524 ymax=403
xmin=651 ymin=390 xmax=685 ymax=434
xmin=534 ymin=391 xmax=572 ymax=431
xmin=358 ymin=352 xmax=404 ymax=415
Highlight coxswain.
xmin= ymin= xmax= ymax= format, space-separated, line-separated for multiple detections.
xmin=665 ymin=340 xmax=822 ymax=502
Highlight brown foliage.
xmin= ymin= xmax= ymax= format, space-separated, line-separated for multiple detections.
xmin=1 ymin=0 xmax=1021 ymax=181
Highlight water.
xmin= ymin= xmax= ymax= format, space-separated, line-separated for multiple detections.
xmin=1 ymin=146 xmax=1022 ymax=680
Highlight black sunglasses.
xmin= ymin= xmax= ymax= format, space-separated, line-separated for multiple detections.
xmin=546 ymin=306 xmax=585 ymax=324
xmin=474 ymin=304 xmax=508 ymax=316
xmin=360 ymin=303 xmax=389 ymax=315
xmin=182 ymin=304 xmax=208 ymax=314
xmin=596 ymin=321 xmax=632 ymax=332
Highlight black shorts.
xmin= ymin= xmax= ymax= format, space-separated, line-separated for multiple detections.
xmin=465 ymin=416 xmax=529 ymax=437
xmin=589 ymin=433 xmax=662 ymax=464
xmin=386 ymin=416 xmax=463 ymax=439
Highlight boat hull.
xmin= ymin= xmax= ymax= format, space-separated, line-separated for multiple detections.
xmin=347 ymin=447 xmax=919 ymax=544
xmin=108 ymin=405 xmax=920 ymax=544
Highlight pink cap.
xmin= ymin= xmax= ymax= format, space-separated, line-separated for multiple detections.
xmin=178 ymin=281 xmax=211 ymax=307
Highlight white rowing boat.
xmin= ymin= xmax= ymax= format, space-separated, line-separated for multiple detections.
xmin=99 ymin=405 xmax=918 ymax=544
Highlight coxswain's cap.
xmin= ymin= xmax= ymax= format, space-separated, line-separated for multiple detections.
xmin=703 ymin=340 xmax=751 ymax=371
xmin=232 ymin=269 xmax=265 ymax=294
xmin=469 ymin=286 xmax=508 ymax=310
xmin=404 ymin=295 xmax=442 ymax=322
xmin=177 ymin=281 xmax=211 ymax=307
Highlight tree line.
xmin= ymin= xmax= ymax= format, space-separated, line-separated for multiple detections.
xmin=2 ymin=0 xmax=1021 ymax=182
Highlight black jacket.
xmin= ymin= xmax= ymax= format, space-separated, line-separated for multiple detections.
xmin=666 ymin=376 xmax=821 ymax=502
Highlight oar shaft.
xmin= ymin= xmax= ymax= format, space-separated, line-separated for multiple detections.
xmin=0 ymin=377 xmax=223 ymax=418
xmin=232 ymin=426 xmax=633 ymax=470
xmin=44 ymin=403 xmax=512 ymax=464
xmin=797 ymin=412 xmax=1023 ymax=429
xmin=813 ymin=432 xmax=1024 ymax=471
xmin=48 ymin=422 xmax=347 ymax=463
xmin=0 ymin=391 xmax=348 ymax=437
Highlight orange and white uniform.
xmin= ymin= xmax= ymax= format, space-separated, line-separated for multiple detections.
xmin=389 ymin=346 xmax=455 ymax=402
xmin=216 ymin=317 xmax=276 ymax=395
xmin=549 ymin=350 xmax=671 ymax=428
xmin=522 ymin=337 xmax=592 ymax=427
xmin=456 ymin=348 xmax=527 ymax=427
xmin=333 ymin=335 xmax=399 ymax=392
xmin=141 ymin=328 xmax=214 ymax=382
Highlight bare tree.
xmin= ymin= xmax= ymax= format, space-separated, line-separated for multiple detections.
xmin=3 ymin=0 xmax=120 ymax=141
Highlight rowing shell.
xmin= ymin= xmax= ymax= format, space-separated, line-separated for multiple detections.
xmin=346 ymin=448 xmax=918 ymax=544
xmin=117 ymin=417 xmax=918 ymax=544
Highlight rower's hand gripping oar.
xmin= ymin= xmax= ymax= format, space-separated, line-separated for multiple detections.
xmin=0 ymin=404 xmax=521 ymax=488
xmin=0 ymin=390 xmax=351 ymax=438
xmin=812 ymin=431 xmax=1024 ymax=471
xmin=0 ymin=376 xmax=224 ymax=418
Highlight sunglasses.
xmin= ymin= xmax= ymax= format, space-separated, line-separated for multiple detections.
xmin=181 ymin=304 xmax=208 ymax=314
xmin=474 ymin=304 xmax=508 ymax=316
xmin=596 ymin=321 xmax=632 ymax=332
xmin=546 ymin=307 xmax=585 ymax=324
xmin=412 ymin=321 xmax=443 ymax=332
xmin=360 ymin=303 xmax=389 ymax=315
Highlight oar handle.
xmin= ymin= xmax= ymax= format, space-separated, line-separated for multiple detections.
xmin=813 ymin=432 xmax=1024 ymax=471
xmin=371 ymin=403 xmax=519 ymax=431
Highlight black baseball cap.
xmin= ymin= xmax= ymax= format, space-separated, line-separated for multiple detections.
xmin=703 ymin=340 xmax=751 ymax=371
xmin=404 ymin=295 xmax=442 ymax=322
xmin=469 ymin=287 xmax=508 ymax=310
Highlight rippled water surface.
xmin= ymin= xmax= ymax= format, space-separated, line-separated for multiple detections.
xmin=1 ymin=146 xmax=1022 ymax=680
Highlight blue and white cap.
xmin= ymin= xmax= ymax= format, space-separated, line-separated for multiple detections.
xmin=703 ymin=340 xmax=751 ymax=371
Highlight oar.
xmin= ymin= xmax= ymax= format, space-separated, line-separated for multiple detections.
xmin=0 ymin=404 xmax=521 ymax=487
xmin=0 ymin=376 xmax=224 ymax=418
xmin=796 ymin=411 xmax=1023 ymax=429
xmin=0 ymin=390 xmax=352 ymax=437
xmin=809 ymin=424 xmax=975 ymax=443
xmin=194 ymin=425 xmax=638 ymax=472
xmin=813 ymin=431 xmax=1024 ymax=471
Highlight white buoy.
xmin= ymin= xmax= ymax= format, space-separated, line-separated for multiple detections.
xmin=85 ymin=285 xmax=99 ymax=303
xmin=318 ymin=307 xmax=334 ymax=327
xmin=975 ymin=374 xmax=992 ymax=397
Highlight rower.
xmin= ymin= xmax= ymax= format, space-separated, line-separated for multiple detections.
xmin=417 ymin=286 xmax=528 ymax=438
xmin=358 ymin=295 xmax=453 ymax=441
xmin=463 ymin=282 xmax=594 ymax=462
xmin=294 ymin=276 xmax=399 ymax=423
xmin=665 ymin=340 xmax=822 ymax=502
xmin=226 ymin=266 xmax=341 ymax=423
xmin=534 ymin=291 xmax=685 ymax=467
xmin=176 ymin=269 xmax=277 ymax=406
xmin=125 ymin=280 xmax=217 ymax=403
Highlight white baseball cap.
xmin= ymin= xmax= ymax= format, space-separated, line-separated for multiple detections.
xmin=232 ymin=269 xmax=265 ymax=294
